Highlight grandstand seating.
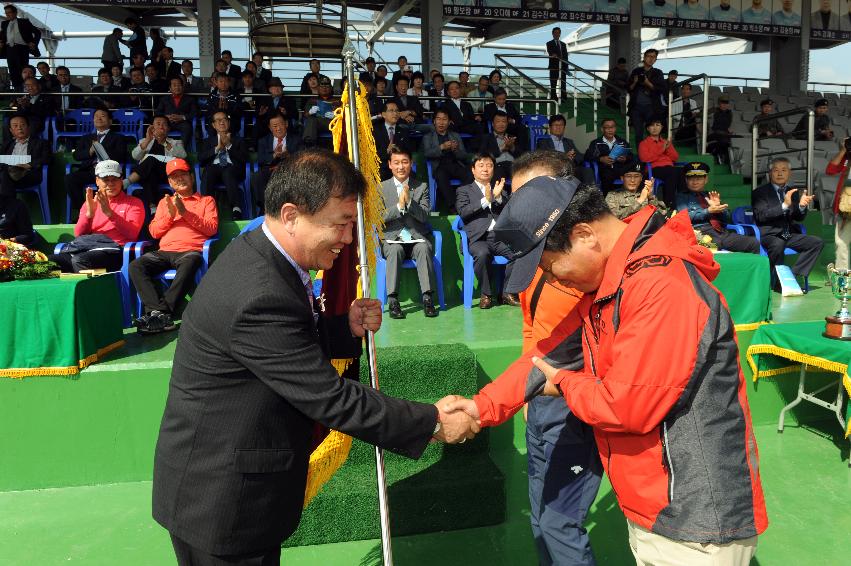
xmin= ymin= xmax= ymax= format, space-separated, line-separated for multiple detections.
xmin=731 ymin=206 xmax=809 ymax=291
xmin=452 ymin=216 xmax=509 ymax=309
xmin=375 ymin=225 xmax=446 ymax=312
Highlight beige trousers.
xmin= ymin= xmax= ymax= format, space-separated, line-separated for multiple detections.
xmin=836 ymin=216 xmax=851 ymax=271
xmin=627 ymin=521 xmax=757 ymax=566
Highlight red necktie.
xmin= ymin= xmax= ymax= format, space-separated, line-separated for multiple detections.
xmin=274 ymin=138 xmax=283 ymax=153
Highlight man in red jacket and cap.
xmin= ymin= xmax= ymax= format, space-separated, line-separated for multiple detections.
xmin=445 ymin=178 xmax=768 ymax=565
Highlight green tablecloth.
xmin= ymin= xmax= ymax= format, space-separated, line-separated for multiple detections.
xmin=0 ymin=275 xmax=124 ymax=378
xmin=714 ymin=252 xmax=772 ymax=330
xmin=746 ymin=321 xmax=851 ymax=437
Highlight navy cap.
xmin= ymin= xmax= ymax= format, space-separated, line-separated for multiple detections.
xmin=493 ymin=176 xmax=581 ymax=294
xmin=684 ymin=161 xmax=710 ymax=176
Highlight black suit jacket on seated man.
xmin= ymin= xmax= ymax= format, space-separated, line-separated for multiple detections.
xmin=0 ymin=135 xmax=48 ymax=190
xmin=152 ymin=225 xmax=438 ymax=555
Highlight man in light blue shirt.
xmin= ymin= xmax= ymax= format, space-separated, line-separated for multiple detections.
xmin=643 ymin=0 xmax=676 ymax=18
xmin=678 ymin=0 xmax=708 ymax=19
xmin=774 ymin=0 xmax=802 ymax=25
xmin=742 ymin=0 xmax=773 ymax=23
xmin=710 ymin=0 xmax=741 ymax=21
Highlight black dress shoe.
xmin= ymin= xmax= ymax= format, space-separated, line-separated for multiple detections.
xmin=423 ymin=296 xmax=438 ymax=317
xmin=500 ymin=293 xmax=521 ymax=307
xmin=479 ymin=294 xmax=493 ymax=309
xmin=388 ymin=298 xmax=405 ymax=319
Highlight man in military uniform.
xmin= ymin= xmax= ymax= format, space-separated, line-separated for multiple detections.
xmin=605 ymin=163 xmax=668 ymax=220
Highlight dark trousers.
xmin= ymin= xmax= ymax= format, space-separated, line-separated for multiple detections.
xmin=527 ymin=396 xmax=602 ymax=566
xmin=132 ymin=157 xmax=169 ymax=209
xmin=549 ymin=67 xmax=567 ymax=100
xmin=435 ymin=158 xmax=472 ymax=211
xmin=468 ymin=231 xmax=514 ymax=296
xmin=129 ymin=250 xmax=202 ymax=315
xmin=761 ymin=231 xmax=824 ymax=278
xmin=203 ymin=163 xmax=245 ymax=210
xmin=0 ymin=165 xmax=40 ymax=193
xmin=6 ymin=44 xmax=29 ymax=92
xmin=597 ymin=160 xmax=633 ymax=194
xmin=574 ymin=165 xmax=596 ymax=187
xmin=630 ymin=100 xmax=656 ymax=144
xmin=649 ymin=165 xmax=682 ymax=209
xmin=494 ymin=161 xmax=512 ymax=183
xmin=381 ymin=240 xmax=434 ymax=296
xmin=699 ymin=227 xmax=761 ymax=254
xmin=169 ymin=119 xmax=194 ymax=150
xmin=66 ymin=167 xmax=96 ymax=214
xmin=48 ymin=249 xmax=122 ymax=273
xmin=170 ymin=534 xmax=282 ymax=566
xmin=251 ymin=166 xmax=273 ymax=214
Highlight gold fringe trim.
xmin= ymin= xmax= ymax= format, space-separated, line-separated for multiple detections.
xmin=0 ymin=340 xmax=125 ymax=379
xmin=734 ymin=321 xmax=768 ymax=332
xmin=746 ymin=344 xmax=851 ymax=438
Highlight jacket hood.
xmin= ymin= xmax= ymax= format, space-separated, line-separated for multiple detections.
xmin=594 ymin=206 xmax=720 ymax=301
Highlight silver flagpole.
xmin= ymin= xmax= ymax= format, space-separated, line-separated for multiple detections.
xmin=342 ymin=39 xmax=395 ymax=566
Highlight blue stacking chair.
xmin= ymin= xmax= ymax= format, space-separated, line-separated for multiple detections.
xmin=132 ymin=236 xmax=219 ymax=317
xmin=731 ymin=206 xmax=808 ymax=291
xmin=16 ymin=164 xmax=50 ymax=224
xmin=195 ymin=162 xmax=254 ymax=219
xmin=451 ymin=216 xmax=509 ymax=309
xmin=521 ymin=113 xmax=549 ymax=150
xmin=375 ymin=225 xmax=446 ymax=312
xmin=52 ymin=108 xmax=96 ymax=152
xmin=111 ymin=108 xmax=147 ymax=140
xmin=239 ymin=216 xmax=265 ymax=235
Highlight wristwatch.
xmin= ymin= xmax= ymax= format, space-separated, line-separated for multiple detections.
xmin=432 ymin=420 xmax=441 ymax=436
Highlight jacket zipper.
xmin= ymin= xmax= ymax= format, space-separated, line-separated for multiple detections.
xmin=662 ymin=420 xmax=675 ymax=503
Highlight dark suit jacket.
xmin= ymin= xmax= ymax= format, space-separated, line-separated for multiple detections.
xmin=381 ymin=176 xmax=431 ymax=241
xmin=17 ymin=94 xmax=54 ymax=134
xmin=54 ymin=83 xmax=84 ymax=111
xmin=72 ymin=131 xmax=128 ymax=171
xmin=752 ymin=183 xmax=808 ymax=237
xmin=443 ymin=98 xmax=476 ymax=130
xmin=0 ymin=136 xmax=48 ymax=183
xmin=158 ymin=60 xmax=182 ymax=81
xmin=198 ymin=133 xmax=249 ymax=169
xmin=546 ymin=39 xmax=568 ymax=70
xmin=537 ymin=136 xmax=583 ymax=166
xmin=155 ymin=94 xmax=197 ymax=123
xmin=373 ymin=119 xmax=410 ymax=179
xmin=151 ymin=227 xmax=436 ymax=554
xmin=257 ymin=133 xmax=303 ymax=169
xmin=483 ymin=101 xmax=521 ymax=124
xmin=391 ymin=94 xmax=424 ymax=123
xmin=583 ymin=136 xmax=632 ymax=163
xmin=478 ymin=133 xmax=521 ymax=161
xmin=0 ymin=17 xmax=41 ymax=57
xmin=456 ymin=181 xmax=510 ymax=245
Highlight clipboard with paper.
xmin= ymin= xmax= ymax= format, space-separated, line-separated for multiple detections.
xmin=608 ymin=144 xmax=629 ymax=160
xmin=0 ymin=155 xmax=31 ymax=166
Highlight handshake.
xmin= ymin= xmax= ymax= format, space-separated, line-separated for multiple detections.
xmin=431 ymin=395 xmax=481 ymax=444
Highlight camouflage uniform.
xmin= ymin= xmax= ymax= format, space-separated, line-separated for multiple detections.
xmin=605 ymin=188 xmax=668 ymax=220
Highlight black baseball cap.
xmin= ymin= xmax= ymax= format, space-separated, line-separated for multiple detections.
xmin=493 ymin=176 xmax=581 ymax=294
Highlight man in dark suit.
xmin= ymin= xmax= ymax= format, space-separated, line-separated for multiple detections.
xmin=0 ymin=4 xmax=41 ymax=92
xmin=65 ymin=108 xmax=129 ymax=218
xmin=536 ymin=114 xmax=595 ymax=185
xmin=359 ymin=56 xmax=378 ymax=85
xmin=14 ymin=76 xmax=53 ymax=138
xmin=152 ymin=149 xmax=476 ymax=565
xmin=583 ymin=118 xmax=634 ymax=193
xmin=483 ymin=89 xmax=529 ymax=152
xmin=256 ymin=77 xmax=298 ymax=135
xmin=0 ymin=114 xmax=48 ymax=196
xmin=54 ymin=65 xmax=83 ymax=114
xmin=221 ymin=49 xmax=241 ymax=89
xmin=373 ymin=100 xmax=410 ymax=181
xmin=391 ymin=76 xmax=425 ymax=130
xmin=478 ymin=111 xmax=522 ymax=183
xmin=156 ymin=76 xmax=197 ymax=149
xmin=252 ymin=52 xmax=272 ymax=85
xmin=444 ymin=80 xmax=481 ymax=139
xmin=546 ymin=27 xmax=569 ymax=101
xmin=456 ymin=153 xmax=519 ymax=309
xmin=158 ymin=47 xmax=182 ymax=81
xmin=180 ymin=59 xmax=206 ymax=93
xmin=380 ymin=145 xmax=438 ymax=319
xmin=199 ymin=110 xmax=250 ymax=219
xmin=422 ymin=108 xmax=472 ymax=212
xmin=120 ymin=17 xmax=147 ymax=61
xmin=752 ymin=157 xmax=824 ymax=287
xmin=251 ymin=112 xmax=303 ymax=214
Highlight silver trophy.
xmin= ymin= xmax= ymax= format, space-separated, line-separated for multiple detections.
xmin=824 ymin=264 xmax=851 ymax=340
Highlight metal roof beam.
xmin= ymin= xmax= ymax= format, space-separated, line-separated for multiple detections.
xmin=366 ymin=0 xmax=417 ymax=44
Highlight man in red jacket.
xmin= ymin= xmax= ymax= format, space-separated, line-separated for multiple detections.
xmin=129 ymin=158 xmax=218 ymax=334
xmin=445 ymin=179 xmax=767 ymax=565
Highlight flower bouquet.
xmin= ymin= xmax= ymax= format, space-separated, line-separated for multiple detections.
xmin=694 ymin=230 xmax=718 ymax=251
xmin=0 ymin=239 xmax=59 ymax=282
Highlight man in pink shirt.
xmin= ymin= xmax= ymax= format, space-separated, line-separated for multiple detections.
xmin=49 ymin=160 xmax=145 ymax=272
xmin=129 ymin=158 xmax=218 ymax=334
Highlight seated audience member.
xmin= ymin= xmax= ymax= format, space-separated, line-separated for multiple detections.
xmin=536 ymin=114 xmax=595 ymax=185
xmin=487 ymin=69 xmax=504 ymax=94
xmin=408 ymin=71 xmax=431 ymax=112
xmin=390 ymin=55 xmax=408 ymax=88
xmin=470 ymin=76 xmax=493 ymax=114
xmin=458 ymin=71 xmax=473 ymax=96
xmin=221 ymin=50 xmax=241 ymax=90
xmin=479 ymin=111 xmax=521 ymax=182
xmin=36 ymin=61 xmax=60 ymax=92
xmin=638 ymin=118 xmax=682 ymax=208
xmin=251 ymin=112 xmax=303 ymax=214
xmin=380 ymin=145 xmax=438 ymax=320
xmin=54 ymin=65 xmax=83 ymax=113
xmin=374 ymin=76 xmax=388 ymax=97
xmin=483 ymin=88 xmax=529 ymax=151
xmin=422 ymin=108 xmax=472 ymax=212
xmin=110 ymin=63 xmax=130 ymax=90
xmin=302 ymin=76 xmax=340 ymax=146
xmin=125 ymin=67 xmax=154 ymax=110
xmin=756 ymin=98 xmax=784 ymax=139
xmin=794 ymin=98 xmax=833 ymax=141
xmin=671 ymin=82 xmax=698 ymax=144
xmin=181 ymin=59 xmax=205 ymax=93
xmin=606 ymin=163 xmax=668 ymax=219
xmin=359 ymin=56 xmax=378 ymax=85
xmin=199 ymin=111 xmax=249 ymax=219
xmin=391 ymin=76 xmax=426 ymax=131
xmin=129 ymin=158 xmax=218 ymax=335
xmin=155 ymin=76 xmax=197 ymax=149
xmin=20 ymin=65 xmax=36 ymax=86
xmin=456 ymin=153 xmax=518 ymax=309
xmin=252 ymin=52 xmax=272 ymax=83
xmin=753 ymin=157 xmax=824 ymax=288
xmin=373 ymin=100 xmax=410 ymax=181
xmin=444 ymin=80 xmax=481 ymax=138
xmin=707 ymin=95 xmax=735 ymax=164
xmin=15 ymin=77 xmax=53 ymax=138
xmin=206 ymin=72 xmax=242 ymax=132
xmin=256 ymin=77 xmax=298 ymax=136
xmin=49 ymin=160 xmax=144 ymax=273
xmin=237 ymin=69 xmax=260 ymax=112
xmin=428 ymin=73 xmax=447 ymax=102
xmin=362 ymin=77 xmax=382 ymax=118
xmin=0 ymin=115 xmax=49 ymax=199
xmin=88 ymin=68 xmax=122 ymax=109
xmin=677 ymin=161 xmax=759 ymax=253
xmin=66 ymin=109 xmax=129 ymax=218
xmin=299 ymin=58 xmax=328 ymax=94
xmin=0 ymin=178 xmax=36 ymax=246
xmin=158 ymin=47 xmax=181 ymax=81
xmin=145 ymin=62 xmax=169 ymax=98
xmin=583 ymin=118 xmax=634 ymax=193
xmin=243 ymin=61 xmax=265 ymax=94
xmin=302 ymin=73 xmax=319 ymax=96
xmin=126 ymin=115 xmax=187 ymax=214
xmin=824 ymin=142 xmax=851 ymax=270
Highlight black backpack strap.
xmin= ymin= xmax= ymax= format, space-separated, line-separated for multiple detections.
xmin=529 ymin=275 xmax=547 ymax=323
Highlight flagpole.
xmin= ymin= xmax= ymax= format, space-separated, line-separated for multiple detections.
xmin=342 ymin=41 xmax=395 ymax=566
